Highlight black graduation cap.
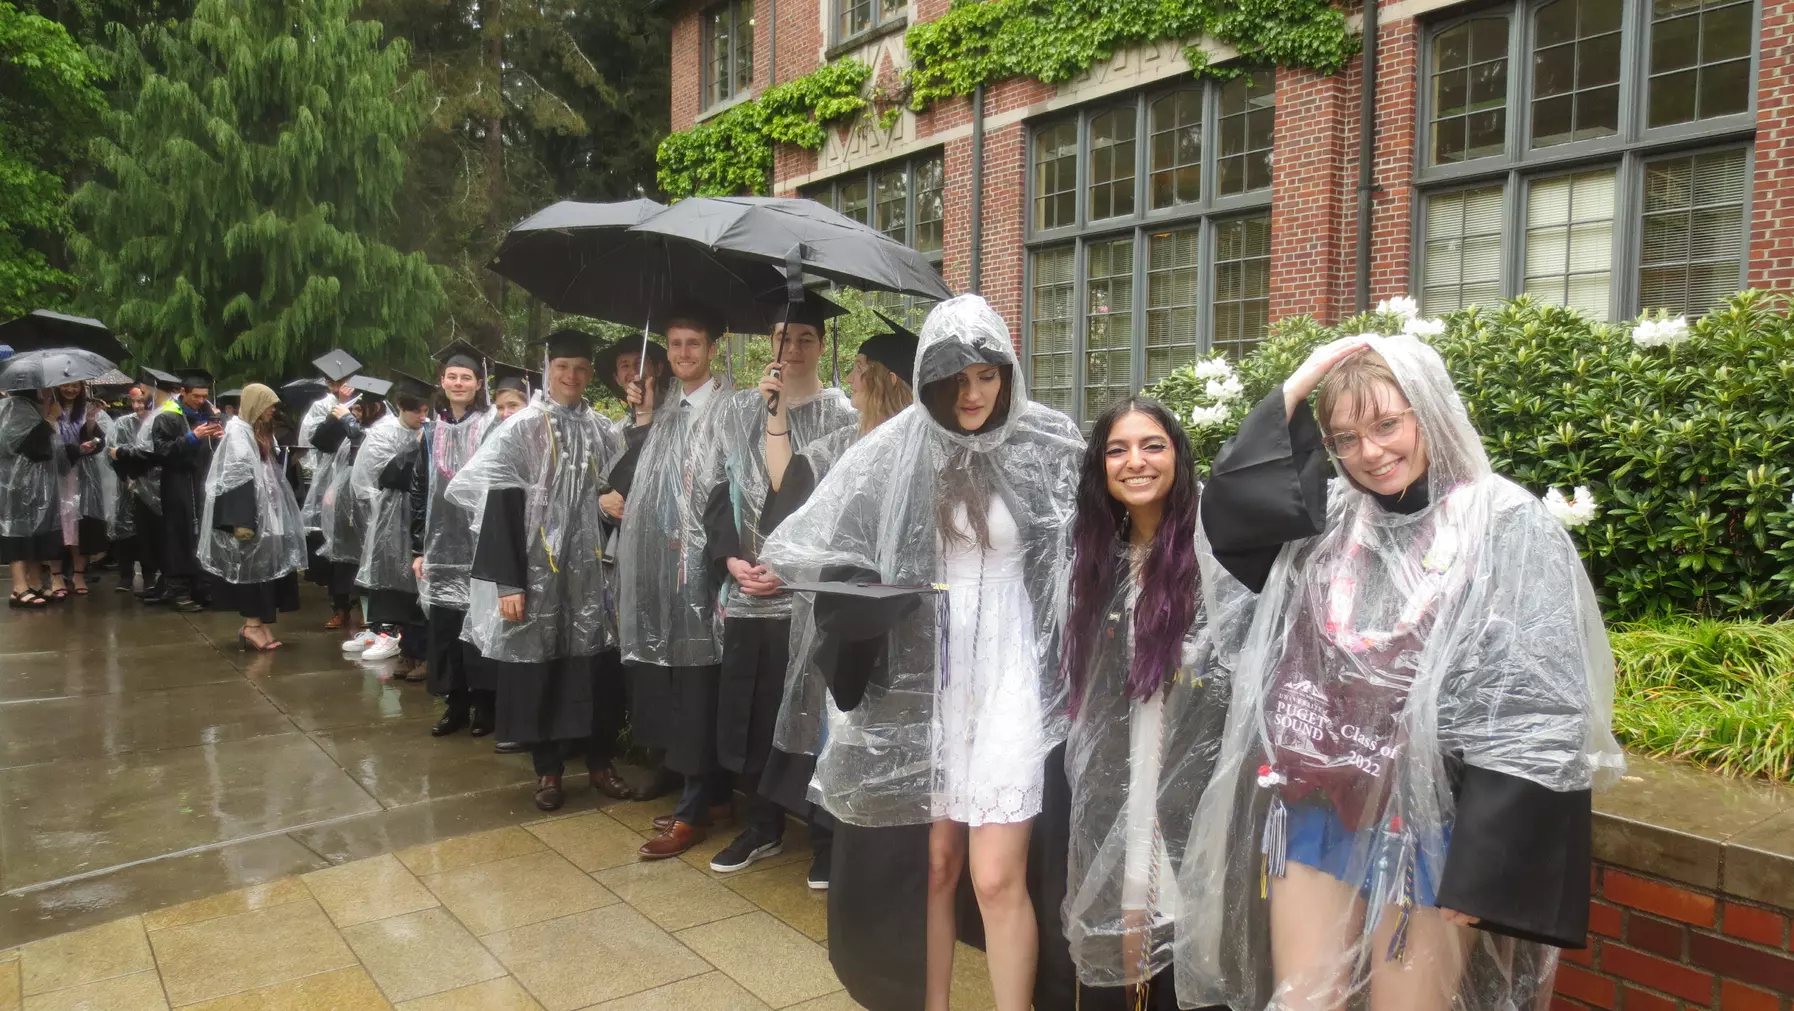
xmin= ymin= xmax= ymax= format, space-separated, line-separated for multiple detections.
xmin=786 ymin=568 xmax=943 ymax=712
xmin=767 ymin=289 xmax=849 ymax=332
xmin=390 ymin=370 xmax=436 ymax=406
xmin=141 ymin=366 xmax=182 ymax=392
xmin=345 ymin=374 xmax=392 ymax=398
xmin=312 ymin=349 xmax=361 ymax=382
xmin=544 ymin=329 xmax=597 ymax=362
xmin=217 ymin=389 xmax=243 ymax=409
xmin=489 ymin=361 xmax=539 ymax=397
xmin=663 ymin=301 xmax=725 ymax=341
xmin=431 ymin=339 xmax=485 ymax=376
xmin=858 ymin=313 xmax=921 ymax=387
xmin=177 ymin=367 xmax=214 ymax=390
xmin=592 ymin=338 xmax=669 ymax=401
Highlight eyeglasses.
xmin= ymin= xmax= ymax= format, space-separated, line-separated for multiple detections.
xmin=1322 ymin=409 xmax=1416 ymax=458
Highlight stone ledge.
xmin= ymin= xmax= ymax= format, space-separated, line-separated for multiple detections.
xmin=1594 ymin=754 xmax=1794 ymax=908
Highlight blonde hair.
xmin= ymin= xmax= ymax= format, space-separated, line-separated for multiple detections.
xmin=856 ymin=359 xmax=913 ymax=434
xmin=1315 ymin=349 xmax=1405 ymax=434
xmin=493 ymin=388 xmax=528 ymax=413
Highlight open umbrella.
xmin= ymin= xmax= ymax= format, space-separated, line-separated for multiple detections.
xmin=489 ymin=199 xmax=784 ymax=335
xmin=628 ymin=197 xmax=953 ymax=302
xmin=278 ymin=378 xmax=330 ymax=415
xmin=0 ymin=310 xmax=130 ymax=362
xmin=0 ymin=348 xmax=119 ymax=392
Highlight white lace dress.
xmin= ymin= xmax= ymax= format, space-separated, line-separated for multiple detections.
xmin=933 ymin=495 xmax=1047 ymax=826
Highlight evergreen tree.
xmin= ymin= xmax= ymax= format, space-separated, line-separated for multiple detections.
xmin=69 ymin=0 xmax=444 ymax=376
xmin=0 ymin=2 xmax=103 ymax=318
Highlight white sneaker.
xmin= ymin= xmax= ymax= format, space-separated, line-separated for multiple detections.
xmin=341 ymin=631 xmax=379 ymax=653
xmin=361 ymin=634 xmax=402 ymax=660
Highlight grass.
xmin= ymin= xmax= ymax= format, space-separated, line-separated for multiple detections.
xmin=1610 ymin=618 xmax=1794 ymax=782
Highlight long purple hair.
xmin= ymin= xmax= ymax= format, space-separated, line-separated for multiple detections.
xmin=1062 ymin=397 xmax=1202 ymax=717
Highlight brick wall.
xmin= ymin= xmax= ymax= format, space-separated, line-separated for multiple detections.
xmin=1556 ymin=864 xmax=1794 ymax=1011
xmin=670 ymin=12 xmax=703 ymax=132
xmin=1749 ymin=0 xmax=1794 ymax=291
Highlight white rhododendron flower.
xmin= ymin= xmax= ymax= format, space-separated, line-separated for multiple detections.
xmin=1631 ymin=316 xmax=1691 ymax=349
xmin=1376 ymin=296 xmax=1420 ymax=320
xmin=1543 ymin=486 xmax=1599 ymax=528
xmin=1203 ymin=376 xmax=1244 ymax=403
xmin=1191 ymin=357 xmax=1235 ymax=381
xmin=1189 ymin=404 xmax=1232 ymax=429
xmin=1403 ymin=316 xmax=1446 ymax=340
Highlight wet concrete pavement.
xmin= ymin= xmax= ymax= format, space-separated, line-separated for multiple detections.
xmin=0 ymin=583 xmax=598 ymax=949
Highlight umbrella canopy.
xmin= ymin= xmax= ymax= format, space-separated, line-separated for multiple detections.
xmin=628 ymin=197 xmax=954 ymax=302
xmin=490 ymin=198 xmax=784 ymax=335
xmin=0 ymin=310 xmax=130 ymax=362
xmin=0 ymin=348 xmax=119 ymax=392
xmin=278 ymin=378 xmax=330 ymax=415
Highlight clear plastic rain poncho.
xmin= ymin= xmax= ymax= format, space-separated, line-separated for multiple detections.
xmin=419 ymin=410 xmax=495 ymax=610
xmin=130 ymin=406 xmax=164 ymax=515
xmin=770 ymin=423 xmax=865 ymax=757
xmin=196 ymin=416 xmax=306 ymax=584
xmin=703 ymin=386 xmax=856 ymax=620
xmin=447 ymin=398 xmax=624 ymax=663
xmin=317 ymin=415 xmax=365 ymax=565
xmin=0 ymin=396 xmax=57 ymax=538
xmin=298 ymin=396 xmax=351 ymax=535
xmin=56 ymin=407 xmax=116 ymax=529
xmin=758 ymin=295 xmax=1084 ymax=828
xmin=353 ymin=413 xmax=423 ymax=593
xmin=1062 ymin=534 xmax=1257 ymax=989
xmin=108 ymin=413 xmax=144 ymax=539
xmin=616 ymin=374 xmax=733 ymax=667
xmin=1173 ymin=334 xmax=1624 ymax=1011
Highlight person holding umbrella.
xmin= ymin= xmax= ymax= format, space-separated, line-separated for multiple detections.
xmin=618 ymin=306 xmax=736 ymax=857
xmin=112 ymin=367 xmax=182 ymax=601
xmin=410 ymin=341 xmax=499 ymax=734
xmin=198 ymin=383 xmax=307 ymax=651
xmin=49 ymin=380 xmax=114 ymax=597
xmin=1 ymin=388 xmax=61 ymax=608
xmin=701 ymin=289 xmax=858 ymax=875
xmin=147 ymin=368 xmax=224 ymax=612
xmin=448 ymin=330 xmax=633 ymax=811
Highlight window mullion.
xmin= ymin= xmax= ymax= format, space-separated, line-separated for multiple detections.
xmin=1503 ymin=168 xmax=1524 ymax=301
xmin=1073 ymin=238 xmax=1089 ymax=427
xmin=1131 ymin=228 xmax=1147 ymax=393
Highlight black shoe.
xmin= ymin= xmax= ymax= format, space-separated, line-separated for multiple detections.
xmin=493 ymin=740 xmax=525 ymax=755
xmin=634 ymin=767 xmax=682 ymax=803
xmin=174 ymin=597 xmax=205 ymax=612
xmin=468 ymin=708 xmax=495 ymax=737
xmin=709 ymin=829 xmax=783 ymax=873
xmin=431 ymin=708 xmax=469 ymax=737
xmin=807 ymin=851 xmax=830 ymax=891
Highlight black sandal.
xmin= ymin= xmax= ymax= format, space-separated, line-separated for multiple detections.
xmin=72 ymin=568 xmax=89 ymax=596
xmin=46 ymin=586 xmax=69 ymax=602
xmin=237 ymin=629 xmax=282 ymax=652
xmin=9 ymin=590 xmax=48 ymax=609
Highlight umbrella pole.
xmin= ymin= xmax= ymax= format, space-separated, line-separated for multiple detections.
xmin=831 ymin=317 xmax=840 ymax=389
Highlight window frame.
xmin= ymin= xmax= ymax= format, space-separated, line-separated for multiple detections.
xmin=1021 ymin=75 xmax=1275 ymax=427
xmin=701 ymin=0 xmax=755 ymax=110
xmin=1412 ymin=0 xmax=1760 ymax=319
xmin=833 ymin=0 xmax=907 ymax=48
xmin=801 ymin=150 xmax=946 ymax=322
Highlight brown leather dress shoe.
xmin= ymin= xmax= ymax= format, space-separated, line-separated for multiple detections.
xmin=534 ymin=775 xmax=565 ymax=812
xmin=324 ymin=611 xmax=346 ymax=630
xmin=651 ymin=804 xmax=731 ymax=833
xmin=638 ymin=821 xmax=706 ymax=859
xmin=589 ymin=768 xmax=635 ymax=800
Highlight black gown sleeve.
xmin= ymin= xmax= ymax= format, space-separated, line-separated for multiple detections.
xmin=609 ymin=424 xmax=651 ymax=498
xmin=377 ymin=440 xmax=418 ymax=491
xmin=17 ymin=421 xmax=54 ymax=462
xmin=310 ymin=413 xmax=364 ymax=453
xmin=764 ymin=456 xmax=815 ymax=532
xmin=470 ymin=487 xmax=528 ymax=591
xmin=212 ymin=481 xmax=259 ymax=533
xmin=409 ymin=431 xmax=430 ymax=557
xmin=1199 ymin=389 xmax=1332 ymax=592
xmin=1437 ymin=762 xmax=1592 ymax=948
xmin=703 ymin=478 xmax=742 ymax=582
xmin=150 ymin=413 xmax=199 ymax=469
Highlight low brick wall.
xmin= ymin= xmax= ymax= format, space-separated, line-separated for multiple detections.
xmin=1554 ymin=757 xmax=1794 ymax=1011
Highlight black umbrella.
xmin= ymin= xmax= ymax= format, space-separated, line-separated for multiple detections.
xmin=278 ymin=378 xmax=329 ymax=414
xmin=628 ymin=197 xmax=954 ymax=302
xmin=0 ymin=310 xmax=130 ymax=362
xmin=0 ymin=348 xmax=119 ymax=392
xmin=489 ymin=199 xmax=783 ymax=335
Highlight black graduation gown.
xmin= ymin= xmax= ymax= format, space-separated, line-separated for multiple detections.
xmin=704 ymin=476 xmax=798 ymax=781
xmin=1199 ymin=390 xmax=1595 ymax=963
xmin=148 ymin=408 xmax=213 ymax=579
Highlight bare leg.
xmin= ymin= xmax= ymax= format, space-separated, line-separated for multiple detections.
xmin=926 ymin=820 xmax=967 ymax=1011
xmin=968 ymin=820 xmax=1037 ymax=1011
xmin=69 ymin=551 xmax=86 ymax=592
xmin=1270 ymin=862 xmax=1368 ymax=1011
xmin=10 ymin=560 xmax=29 ymax=595
xmin=1368 ymin=905 xmax=1472 ymax=1011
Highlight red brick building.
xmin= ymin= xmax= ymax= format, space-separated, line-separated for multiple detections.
xmin=666 ymin=0 xmax=1787 ymax=428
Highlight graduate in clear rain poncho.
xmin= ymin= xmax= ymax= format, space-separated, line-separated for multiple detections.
xmin=1173 ymin=334 xmax=1623 ymax=1011
xmin=449 ymin=330 xmax=633 ymax=812
xmin=106 ymin=386 xmax=155 ymax=593
xmin=618 ymin=307 xmax=736 ymax=856
xmin=1 ymin=390 xmax=61 ymax=608
xmin=695 ymin=290 xmax=859 ymax=877
xmin=350 ymin=373 xmax=432 ymax=666
xmin=758 ymin=295 xmax=1084 ymax=1011
xmin=298 ymin=350 xmax=365 ymax=630
xmin=409 ymin=340 xmax=499 ymax=737
xmin=49 ymin=381 xmax=115 ymax=597
xmin=113 ymin=368 xmax=182 ymax=601
xmin=760 ymin=315 xmax=918 ymax=891
xmin=197 ymin=384 xmax=307 ymax=651
xmin=317 ymin=375 xmax=387 ymax=637
xmin=1058 ymin=397 xmax=1255 ymax=1011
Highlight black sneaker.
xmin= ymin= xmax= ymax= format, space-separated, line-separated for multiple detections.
xmin=807 ymin=852 xmax=829 ymax=891
xmin=709 ymin=830 xmax=783 ymax=873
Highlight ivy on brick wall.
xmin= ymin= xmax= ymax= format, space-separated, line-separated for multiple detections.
xmin=656 ymin=0 xmax=1356 ymax=198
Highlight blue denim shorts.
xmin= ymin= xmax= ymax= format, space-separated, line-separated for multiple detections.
xmin=1284 ymin=802 xmax=1444 ymax=908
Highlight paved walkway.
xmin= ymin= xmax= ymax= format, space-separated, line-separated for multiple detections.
xmin=0 ymin=584 xmax=995 ymax=1009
